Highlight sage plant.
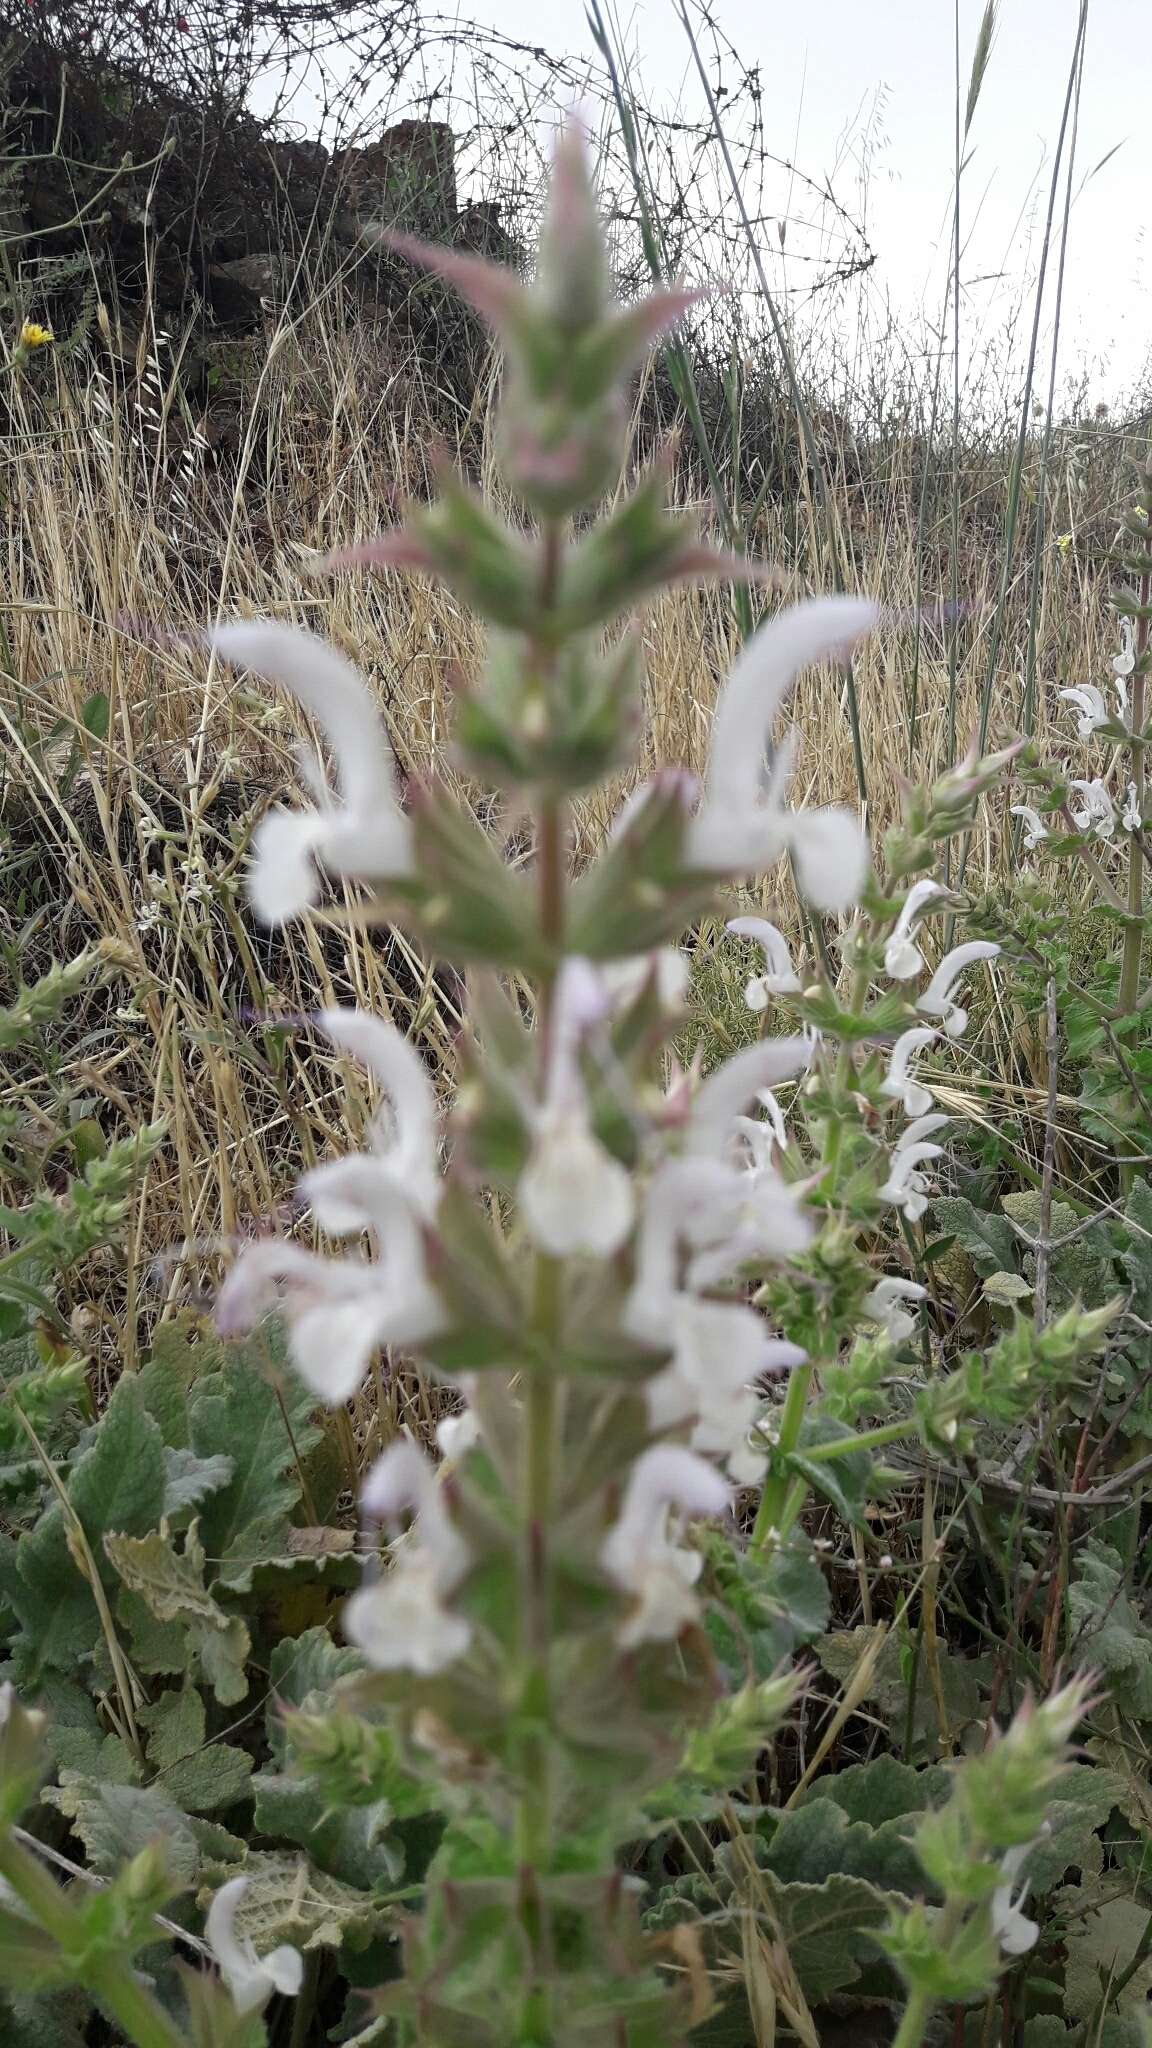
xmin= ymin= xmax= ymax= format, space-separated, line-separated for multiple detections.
xmin=0 ymin=126 xmax=1112 ymax=2048
xmin=205 ymin=129 xmax=1106 ymax=2043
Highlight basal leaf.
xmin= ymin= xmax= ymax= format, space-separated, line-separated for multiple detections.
xmin=13 ymin=1378 xmax=166 ymax=1670
xmin=140 ymin=1682 xmax=254 ymax=1813
xmin=932 ymin=1195 xmax=1018 ymax=1278
xmin=45 ymin=1779 xmax=201 ymax=1883
xmin=265 ymin=1625 xmax=365 ymax=1764
xmin=190 ymin=1350 xmax=322 ymax=1591
xmin=251 ymin=1772 xmax=402 ymax=1890
xmin=195 ymin=1850 xmax=392 ymax=1953
xmin=162 ymin=1448 xmax=235 ymax=1518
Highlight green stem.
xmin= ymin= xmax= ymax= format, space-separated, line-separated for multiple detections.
xmin=751 ymin=1357 xmax=812 ymax=1547
xmin=890 ymin=1986 xmax=935 ymax=2048
xmin=798 ymin=1419 xmax=914 ymax=1464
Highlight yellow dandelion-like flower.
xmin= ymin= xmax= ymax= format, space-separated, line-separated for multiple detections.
xmin=19 ymin=321 xmax=54 ymax=350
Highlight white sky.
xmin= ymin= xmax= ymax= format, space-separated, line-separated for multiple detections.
xmin=454 ymin=0 xmax=1152 ymax=401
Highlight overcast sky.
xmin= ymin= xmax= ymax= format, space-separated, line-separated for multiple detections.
xmin=452 ymin=0 xmax=1151 ymax=399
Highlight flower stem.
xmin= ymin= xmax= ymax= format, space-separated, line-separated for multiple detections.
xmin=797 ymin=1418 xmax=913 ymax=1463
xmin=1118 ymin=571 xmax=1149 ymax=1022
xmin=1117 ymin=568 xmax=1149 ymax=1189
xmin=890 ymin=1987 xmax=934 ymax=2048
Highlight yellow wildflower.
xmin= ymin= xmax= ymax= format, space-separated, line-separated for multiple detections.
xmin=19 ymin=321 xmax=54 ymax=350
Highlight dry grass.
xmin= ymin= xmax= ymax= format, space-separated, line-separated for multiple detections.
xmin=0 ymin=280 xmax=1142 ymax=1400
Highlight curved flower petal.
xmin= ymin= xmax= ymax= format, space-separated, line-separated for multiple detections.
xmin=686 ymin=596 xmax=878 ymax=891
xmin=785 ymin=806 xmax=870 ymax=914
xmin=317 ymin=1008 xmax=441 ymax=1217
xmin=210 ymin=621 xmax=413 ymax=922
xmin=206 ymin=1877 xmax=303 ymax=2017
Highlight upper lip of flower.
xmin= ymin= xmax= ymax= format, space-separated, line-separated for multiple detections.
xmin=206 ymin=1876 xmax=303 ymax=2014
xmin=315 ymin=1007 xmax=441 ymax=1219
xmin=726 ymin=915 xmax=802 ymax=1001
xmin=916 ymin=941 xmax=1000 ymax=1035
xmin=1059 ymin=683 xmax=1109 ymax=736
xmin=884 ymin=878 xmax=946 ymax=978
xmin=209 ymin=620 xmax=414 ymax=922
xmin=683 ymin=596 xmax=878 ymax=910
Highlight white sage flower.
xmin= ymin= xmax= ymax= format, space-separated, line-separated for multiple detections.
xmin=862 ymin=1276 xmax=928 ymax=1345
xmin=518 ymin=958 xmax=635 ymax=1257
xmin=1059 ymin=683 xmax=1109 ymax=740
xmin=206 ymin=1876 xmax=304 ymax=2016
xmin=645 ymin=1295 xmax=805 ymax=1482
xmin=1114 ymin=618 xmax=1136 ymax=689
xmin=878 ymin=1113 xmax=951 ymax=1224
xmin=344 ymin=1439 xmax=472 ymax=1674
xmin=1122 ymin=782 xmax=1142 ymax=832
xmin=734 ymin=1087 xmax=790 ymax=1160
xmin=880 ymin=1027 xmax=939 ymax=1119
xmin=1070 ymin=777 xmax=1116 ymax=840
xmin=916 ymin=941 xmax=1000 ymax=1038
xmin=725 ymin=916 xmax=802 ymax=1008
xmin=314 ymin=1008 xmax=441 ymax=1220
xmin=990 ymin=1842 xmax=1041 ymax=1958
xmin=601 ymin=1445 xmax=729 ymax=1647
xmin=684 ymin=1038 xmax=812 ymax=1160
xmin=600 ymin=948 xmax=689 ymax=1012
xmin=686 ymin=596 xmax=879 ymax=910
xmin=436 ymin=1405 xmax=481 ymax=1462
xmin=217 ymin=1165 xmax=445 ymax=1405
xmin=1011 ymin=804 xmax=1049 ymax=851
xmin=883 ymin=879 xmax=946 ymax=981
xmin=210 ymin=622 xmax=413 ymax=924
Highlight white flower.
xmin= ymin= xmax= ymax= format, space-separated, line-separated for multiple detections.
xmin=1059 ymin=683 xmax=1109 ymax=740
xmin=600 ymin=948 xmax=690 ymax=1012
xmin=1114 ymin=618 xmax=1136 ymax=692
xmin=518 ymin=959 xmax=635 ymax=1257
xmin=644 ymin=1295 xmax=806 ymax=1482
xmin=314 ymin=1008 xmax=441 ymax=1220
xmin=684 ymin=1038 xmax=813 ymax=1161
xmin=1011 ymin=804 xmax=1049 ymax=851
xmin=879 ymin=1112 xmax=951 ymax=1224
xmin=862 ymin=1276 xmax=928 ymax=1345
xmin=1070 ymin=777 xmax=1116 ymax=840
xmin=436 ymin=1406 xmax=481 ymax=1461
xmin=1122 ymin=782 xmax=1142 ymax=832
xmin=735 ymin=1087 xmax=790 ymax=1158
xmin=883 ymin=879 xmax=946 ymax=981
xmin=685 ymin=596 xmax=879 ymax=910
xmin=601 ymin=1446 xmax=729 ymax=1646
xmin=990 ymin=1842 xmax=1041 ymax=1958
xmin=216 ymin=1173 xmax=445 ymax=1404
xmin=916 ymin=941 xmax=1000 ymax=1038
xmin=726 ymin=916 xmax=802 ymax=1008
xmin=880 ymin=1027 xmax=939 ymax=1118
xmin=210 ymin=621 xmax=413 ymax=924
xmin=345 ymin=1439 xmax=472 ymax=1674
xmin=206 ymin=1876 xmax=303 ymax=2016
